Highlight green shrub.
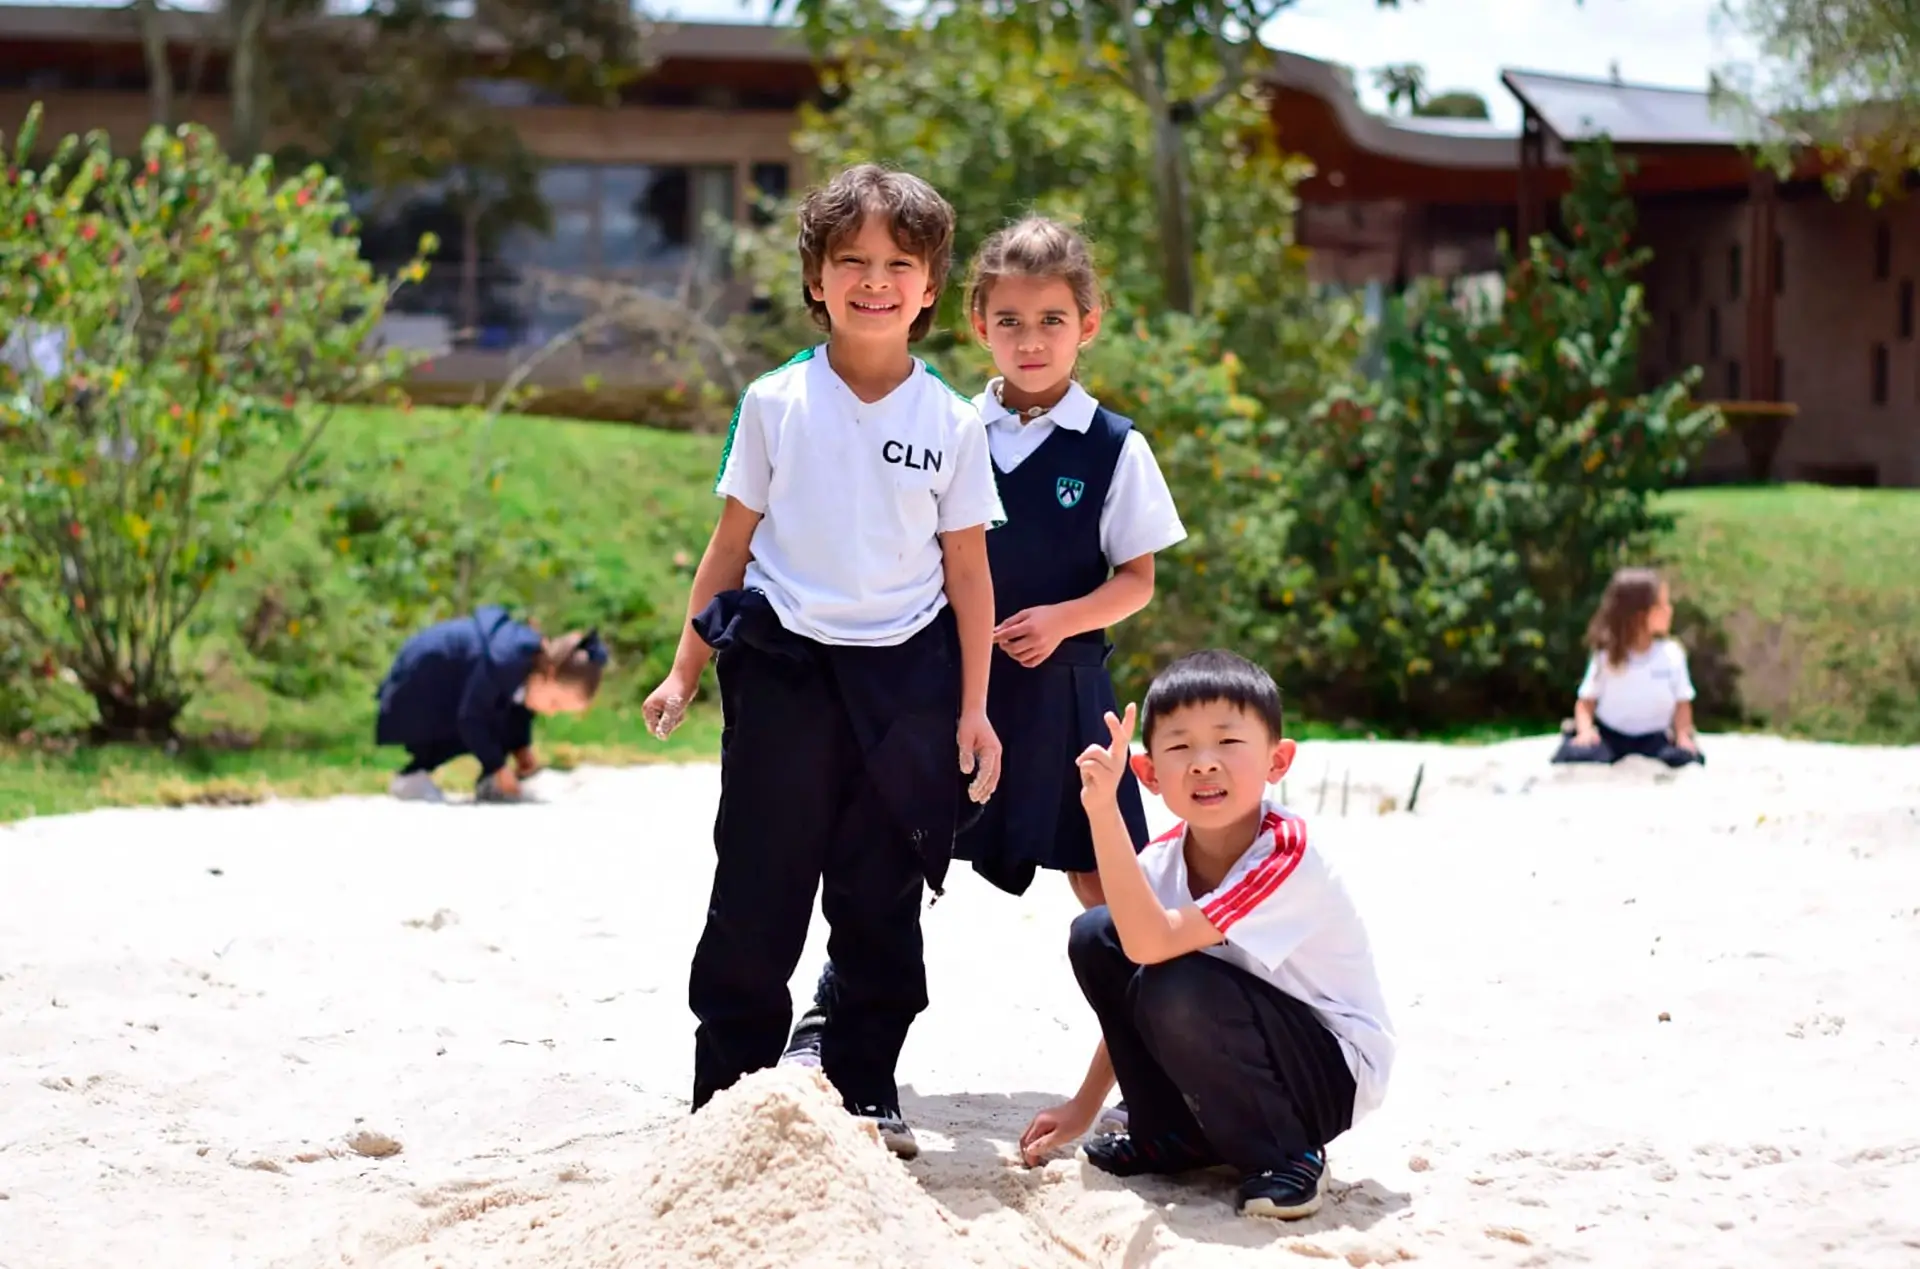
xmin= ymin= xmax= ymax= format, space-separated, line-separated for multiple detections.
xmin=1264 ymin=139 xmax=1722 ymax=722
xmin=0 ymin=106 xmax=431 ymax=739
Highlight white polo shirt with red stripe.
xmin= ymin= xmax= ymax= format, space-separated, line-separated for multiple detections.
xmin=1137 ymin=799 xmax=1396 ymax=1120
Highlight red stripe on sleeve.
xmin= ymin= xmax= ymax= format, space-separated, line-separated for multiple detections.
xmin=1202 ymin=813 xmax=1305 ymax=933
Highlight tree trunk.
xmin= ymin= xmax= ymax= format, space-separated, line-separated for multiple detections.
xmin=1150 ymin=109 xmax=1197 ymax=314
xmin=228 ymin=0 xmax=268 ymax=158
xmin=86 ymin=677 xmax=186 ymax=745
xmin=134 ymin=0 xmax=174 ymax=127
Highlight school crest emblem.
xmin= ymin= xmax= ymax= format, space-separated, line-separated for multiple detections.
xmin=1055 ymin=476 xmax=1086 ymax=508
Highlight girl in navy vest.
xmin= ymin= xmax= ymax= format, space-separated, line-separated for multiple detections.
xmin=374 ymin=606 xmax=608 ymax=803
xmin=784 ymin=217 xmax=1187 ymax=1129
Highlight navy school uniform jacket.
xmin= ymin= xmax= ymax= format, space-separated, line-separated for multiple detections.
xmin=958 ymin=403 xmax=1152 ymax=895
xmin=374 ymin=606 xmax=542 ymax=776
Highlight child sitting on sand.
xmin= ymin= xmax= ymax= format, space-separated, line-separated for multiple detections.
xmin=374 ymin=605 xmax=606 ymax=803
xmin=1551 ymin=567 xmax=1703 ymax=769
xmin=1019 ymin=650 xmax=1395 ymax=1221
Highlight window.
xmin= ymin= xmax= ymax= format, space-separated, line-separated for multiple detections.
xmin=1900 ymin=280 xmax=1914 ymax=340
xmin=1707 ymin=306 xmax=1720 ymax=358
xmin=1728 ymin=243 xmax=1743 ymax=300
xmin=1871 ymin=343 xmax=1889 ymax=404
xmin=1875 ymin=222 xmax=1892 ymax=280
xmin=1727 ymin=359 xmax=1741 ymax=397
xmin=750 ymin=162 xmax=791 ymax=228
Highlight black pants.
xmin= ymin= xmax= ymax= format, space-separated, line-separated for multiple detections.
xmin=1068 ymin=908 xmax=1355 ymax=1172
xmin=689 ymin=635 xmax=928 ymax=1113
xmin=389 ymin=716 xmax=531 ymax=776
xmin=1551 ymin=719 xmax=1703 ymax=768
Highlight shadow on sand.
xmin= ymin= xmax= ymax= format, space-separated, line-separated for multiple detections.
xmin=900 ymin=1088 xmax=1413 ymax=1266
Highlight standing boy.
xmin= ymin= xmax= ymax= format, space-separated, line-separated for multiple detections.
xmin=643 ymin=164 xmax=1004 ymax=1157
xmin=1020 ymin=650 xmax=1395 ymax=1220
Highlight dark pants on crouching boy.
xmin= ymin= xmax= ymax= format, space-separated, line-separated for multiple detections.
xmin=1551 ymin=720 xmax=1703 ymax=769
xmin=1069 ymin=907 xmax=1355 ymax=1171
xmin=686 ymin=588 xmax=962 ymax=1115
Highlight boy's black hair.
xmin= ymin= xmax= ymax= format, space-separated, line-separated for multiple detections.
xmin=1140 ymin=649 xmax=1284 ymax=748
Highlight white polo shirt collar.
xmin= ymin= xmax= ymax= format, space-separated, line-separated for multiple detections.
xmin=977 ymin=378 xmax=1099 ymax=433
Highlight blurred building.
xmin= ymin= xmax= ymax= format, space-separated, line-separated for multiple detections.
xmin=3 ymin=5 xmax=1915 ymax=483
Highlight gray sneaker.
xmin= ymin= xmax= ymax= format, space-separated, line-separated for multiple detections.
xmin=850 ymin=1103 xmax=919 ymax=1160
xmin=389 ymin=772 xmax=446 ymax=803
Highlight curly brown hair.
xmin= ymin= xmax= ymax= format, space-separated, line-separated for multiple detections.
xmin=1586 ymin=567 xmax=1666 ymax=668
xmin=965 ymin=215 xmax=1103 ymax=320
xmin=796 ymin=163 xmax=955 ymax=343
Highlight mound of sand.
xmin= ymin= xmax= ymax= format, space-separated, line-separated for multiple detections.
xmin=375 ymin=1066 xmax=1074 ymax=1269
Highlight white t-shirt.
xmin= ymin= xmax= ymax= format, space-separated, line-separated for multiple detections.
xmin=1577 ymin=638 xmax=1695 ymax=735
xmin=973 ymin=379 xmax=1188 ymax=566
xmin=1137 ymin=800 xmax=1396 ymax=1120
xmin=714 ymin=346 xmax=1005 ymax=646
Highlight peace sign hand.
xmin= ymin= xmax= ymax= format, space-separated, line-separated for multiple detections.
xmin=1076 ymin=703 xmax=1137 ymax=810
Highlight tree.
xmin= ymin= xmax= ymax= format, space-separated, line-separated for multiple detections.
xmin=0 ymin=108 xmax=433 ymax=740
xmin=1717 ymin=0 xmax=1920 ymax=193
xmin=769 ymin=0 xmax=1405 ymax=315
xmin=1373 ymin=62 xmax=1426 ymax=113
xmin=129 ymin=0 xmax=649 ymax=231
xmin=1418 ymin=90 xmax=1490 ymax=120
xmin=739 ymin=0 xmax=1348 ymax=402
xmin=1266 ymin=139 xmax=1721 ymax=720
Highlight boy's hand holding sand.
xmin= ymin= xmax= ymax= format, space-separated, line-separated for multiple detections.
xmin=643 ymin=674 xmax=695 ymax=740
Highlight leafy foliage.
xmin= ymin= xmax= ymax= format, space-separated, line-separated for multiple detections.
xmin=1717 ymin=0 xmax=1920 ymax=195
xmin=0 ymin=107 xmax=432 ymax=739
xmin=767 ymin=0 xmax=1401 ymax=313
xmin=734 ymin=0 xmax=1350 ymax=396
xmin=1258 ymin=140 xmax=1723 ymax=721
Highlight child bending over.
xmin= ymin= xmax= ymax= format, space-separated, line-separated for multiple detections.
xmin=1552 ymin=566 xmax=1703 ymax=768
xmin=642 ymin=164 xmax=1003 ymax=1157
xmin=1020 ymin=650 xmax=1395 ymax=1221
xmin=375 ymin=605 xmax=606 ymax=803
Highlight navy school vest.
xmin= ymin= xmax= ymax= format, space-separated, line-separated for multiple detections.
xmin=987 ymin=405 xmax=1132 ymax=651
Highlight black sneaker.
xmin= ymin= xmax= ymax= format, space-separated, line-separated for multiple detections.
xmin=1237 ymin=1150 xmax=1328 ymax=1220
xmin=1082 ymin=1129 xmax=1220 ymax=1177
xmin=779 ymin=1004 xmax=826 ymax=1070
xmin=848 ymin=1103 xmax=918 ymax=1160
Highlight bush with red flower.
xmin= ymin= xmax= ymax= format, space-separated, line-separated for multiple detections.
xmin=0 ymin=106 xmax=433 ymax=740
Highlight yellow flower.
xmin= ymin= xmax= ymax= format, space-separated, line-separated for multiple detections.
xmin=336 ymin=537 xmax=351 ymax=554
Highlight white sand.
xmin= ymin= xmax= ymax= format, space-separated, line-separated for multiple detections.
xmin=4 ymin=734 xmax=1919 ymax=1268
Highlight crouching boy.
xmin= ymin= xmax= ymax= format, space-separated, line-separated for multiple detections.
xmin=1019 ymin=650 xmax=1396 ymax=1220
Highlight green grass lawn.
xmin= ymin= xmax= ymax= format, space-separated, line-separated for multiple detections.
xmin=4 ymin=409 xmax=1914 ymax=823
xmin=1657 ymin=484 xmax=1920 ymax=745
